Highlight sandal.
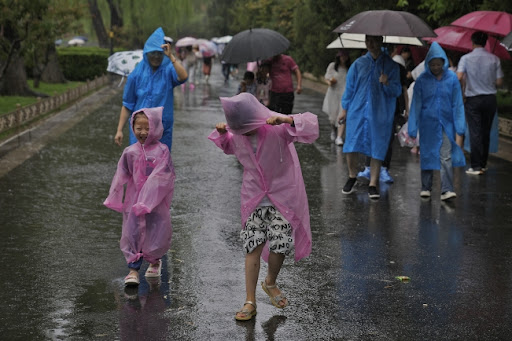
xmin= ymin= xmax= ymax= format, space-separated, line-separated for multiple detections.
xmin=145 ymin=260 xmax=162 ymax=278
xmin=261 ymin=280 xmax=288 ymax=309
xmin=124 ymin=272 xmax=139 ymax=286
xmin=235 ymin=301 xmax=257 ymax=321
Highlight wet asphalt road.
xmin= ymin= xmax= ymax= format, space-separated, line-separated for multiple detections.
xmin=1 ymin=62 xmax=512 ymax=341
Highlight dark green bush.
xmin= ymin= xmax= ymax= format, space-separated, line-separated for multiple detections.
xmin=57 ymin=47 xmax=110 ymax=81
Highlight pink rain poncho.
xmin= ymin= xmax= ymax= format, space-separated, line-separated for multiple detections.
xmin=104 ymin=107 xmax=175 ymax=265
xmin=208 ymin=93 xmax=319 ymax=261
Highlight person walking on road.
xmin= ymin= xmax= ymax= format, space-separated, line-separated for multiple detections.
xmin=322 ymin=50 xmax=350 ymax=146
xmin=105 ymin=107 xmax=176 ymax=286
xmin=114 ymin=27 xmax=187 ymax=152
xmin=456 ymin=31 xmax=504 ymax=175
xmin=408 ymin=42 xmax=466 ymax=201
xmin=208 ymin=93 xmax=318 ymax=321
xmin=337 ymin=35 xmax=401 ymax=199
xmin=268 ymin=54 xmax=303 ymax=114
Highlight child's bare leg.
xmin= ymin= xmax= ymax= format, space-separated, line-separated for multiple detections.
xmin=264 ymin=251 xmax=288 ymax=307
xmin=236 ymin=243 xmax=264 ymax=318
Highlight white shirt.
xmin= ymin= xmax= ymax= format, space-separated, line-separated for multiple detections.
xmin=457 ymin=47 xmax=504 ymax=97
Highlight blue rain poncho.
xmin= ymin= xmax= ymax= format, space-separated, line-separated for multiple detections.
xmin=122 ymin=27 xmax=187 ymax=151
xmin=408 ymin=42 xmax=466 ymax=170
xmin=341 ymin=51 xmax=401 ymax=160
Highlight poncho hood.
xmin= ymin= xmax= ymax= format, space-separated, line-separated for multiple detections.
xmin=130 ymin=106 xmax=164 ymax=146
xmin=220 ymin=93 xmax=285 ymax=135
xmin=424 ymin=42 xmax=449 ymax=77
xmin=142 ymin=27 xmax=170 ymax=69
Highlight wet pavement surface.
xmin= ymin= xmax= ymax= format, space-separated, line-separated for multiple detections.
xmin=1 ymin=63 xmax=512 ymax=340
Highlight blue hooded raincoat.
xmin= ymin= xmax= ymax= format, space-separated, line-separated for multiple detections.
xmin=122 ymin=27 xmax=187 ymax=151
xmin=408 ymin=42 xmax=466 ymax=170
xmin=341 ymin=50 xmax=401 ymax=160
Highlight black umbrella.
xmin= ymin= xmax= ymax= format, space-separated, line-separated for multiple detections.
xmin=333 ymin=10 xmax=437 ymax=38
xmin=220 ymin=28 xmax=289 ymax=64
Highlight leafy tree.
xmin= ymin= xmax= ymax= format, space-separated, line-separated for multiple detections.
xmin=0 ymin=0 xmax=83 ymax=95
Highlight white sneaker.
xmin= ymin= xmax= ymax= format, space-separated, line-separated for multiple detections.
xmin=420 ymin=190 xmax=431 ymax=198
xmin=466 ymin=168 xmax=483 ymax=175
xmin=335 ymin=136 xmax=344 ymax=146
xmin=330 ymin=131 xmax=336 ymax=141
xmin=441 ymin=191 xmax=457 ymax=201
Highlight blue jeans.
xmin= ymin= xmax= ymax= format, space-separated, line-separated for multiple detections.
xmin=421 ymin=132 xmax=453 ymax=193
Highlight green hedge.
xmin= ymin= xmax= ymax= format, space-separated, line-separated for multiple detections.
xmin=57 ymin=47 xmax=110 ymax=81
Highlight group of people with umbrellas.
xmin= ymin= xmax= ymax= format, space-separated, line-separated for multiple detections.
xmin=217 ymin=10 xmax=509 ymax=201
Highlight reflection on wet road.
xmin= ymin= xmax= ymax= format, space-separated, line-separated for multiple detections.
xmin=1 ymin=62 xmax=512 ymax=340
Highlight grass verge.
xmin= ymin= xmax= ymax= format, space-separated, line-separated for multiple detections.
xmin=0 ymin=80 xmax=83 ymax=116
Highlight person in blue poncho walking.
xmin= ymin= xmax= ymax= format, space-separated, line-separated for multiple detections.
xmin=114 ymin=27 xmax=188 ymax=152
xmin=337 ymin=35 xmax=402 ymax=199
xmin=408 ymin=42 xmax=466 ymax=201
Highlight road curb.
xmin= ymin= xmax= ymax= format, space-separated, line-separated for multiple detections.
xmin=0 ymin=85 xmax=122 ymax=178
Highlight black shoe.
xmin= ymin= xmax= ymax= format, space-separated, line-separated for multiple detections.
xmin=368 ymin=186 xmax=380 ymax=199
xmin=342 ymin=177 xmax=357 ymax=194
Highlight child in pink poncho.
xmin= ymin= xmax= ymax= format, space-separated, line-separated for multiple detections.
xmin=104 ymin=107 xmax=175 ymax=286
xmin=208 ymin=93 xmax=319 ymax=321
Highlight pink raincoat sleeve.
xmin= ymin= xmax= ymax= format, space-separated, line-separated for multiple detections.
xmin=207 ymin=130 xmax=235 ymax=154
xmin=286 ymin=112 xmax=319 ymax=143
xmin=104 ymin=151 xmax=131 ymax=213
xmin=132 ymin=149 xmax=175 ymax=216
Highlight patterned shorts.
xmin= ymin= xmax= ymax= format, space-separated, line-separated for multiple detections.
xmin=240 ymin=206 xmax=294 ymax=255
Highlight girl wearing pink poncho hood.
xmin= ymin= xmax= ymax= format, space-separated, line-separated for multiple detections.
xmin=104 ymin=106 xmax=175 ymax=286
xmin=208 ymin=93 xmax=318 ymax=321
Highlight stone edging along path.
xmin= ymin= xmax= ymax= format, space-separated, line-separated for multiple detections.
xmin=0 ymin=83 xmax=122 ymax=178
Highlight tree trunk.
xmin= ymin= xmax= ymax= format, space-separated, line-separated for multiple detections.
xmin=107 ymin=0 xmax=123 ymax=29
xmin=88 ymin=0 xmax=109 ymax=48
xmin=41 ymin=44 xmax=67 ymax=83
xmin=0 ymin=52 xmax=46 ymax=97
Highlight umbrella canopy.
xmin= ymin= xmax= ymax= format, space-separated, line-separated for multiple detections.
xmin=212 ymin=35 xmax=233 ymax=44
xmin=220 ymin=28 xmax=289 ymax=64
xmin=196 ymin=39 xmax=218 ymax=57
xmin=330 ymin=33 xmax=424 ymax=48
xmin=451 ymin=11 xmax=512 ymax=37
xmin=333 ymin=10 xmax=437 ymax=38
xmin=423 ymin=26 xmax=511 ymax=60
xmin=106 ymin=50 xmax=144 ymax=76
xmin=327 ymin=37 xmax=366 ymax=49
xmin=502 ymin=31 xmax=512 ymax=50
xmin=68 ymin=38 xmax=85 ymax=46
xmin=175 ymin=36 xmax=198 ymax=47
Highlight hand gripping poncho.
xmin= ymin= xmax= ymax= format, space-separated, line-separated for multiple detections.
xmin=104 ymin=107 xmax=175 ymax=265
xmin=208 ymin=93 xmax=319 ymax=261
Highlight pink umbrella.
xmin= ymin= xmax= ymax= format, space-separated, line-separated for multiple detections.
xmin=451 ymin=11 xmax=512 ymax=37
xmin=424 ymin=26 xmax=511 ymax=60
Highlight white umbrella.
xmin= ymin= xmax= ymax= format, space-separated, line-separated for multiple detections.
xmin=327 ymin=33 xmax=424 ymax=49
xmin=68 ymin=38 xmax=85 ymax=46
xmin=212 ymin=35 xmax=233 ymax=44
xmin=107 ymin=50 xmax=143 ymax=77
xmin=176 ymin=37 xmax=198 ymax=47
xmin=326 ymin=37 xmax=366 ymax=49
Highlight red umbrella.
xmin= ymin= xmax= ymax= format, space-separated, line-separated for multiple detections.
xmin=451 ymin=11 xmax=512 ymax=37
xmin=423 ymin=26 xmax=511 ymax=60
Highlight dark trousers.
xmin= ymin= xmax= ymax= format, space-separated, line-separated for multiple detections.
xmin=465 ymin=94 xmax=497 ymax=170
xmin=269 ymin=91 xmax=294 ymax=115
